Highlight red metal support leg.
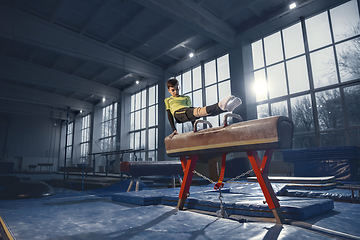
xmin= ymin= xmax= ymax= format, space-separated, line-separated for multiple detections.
xmin=177 ymin=155 xmax=198 ymax=210
xmin=246 ymin=149 xmax=285 ymax=224
xmin=180 ymin=156 xmax=187 ymax=172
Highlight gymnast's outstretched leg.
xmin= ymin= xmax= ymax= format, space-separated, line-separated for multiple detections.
xmin=192 ymin=95 xmax=242 ymax=118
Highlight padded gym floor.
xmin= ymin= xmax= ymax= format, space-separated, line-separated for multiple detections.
xmin=0 ymin=173 xmax=359 ymax=240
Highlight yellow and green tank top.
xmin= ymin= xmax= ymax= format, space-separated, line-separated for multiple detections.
xmin=164 ymin=95 xmax=192 ymax=115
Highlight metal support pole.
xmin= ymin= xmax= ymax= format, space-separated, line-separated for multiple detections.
xmin=81 ymin=168 xmax=85 ymax=192
xmin=135 ymin=177 xmax=140 ymax=191
xmin=127 ymin=178 xmax=134 ymax=192
xmin=105 ymin=155 xmax=108 ymax=177
xmin=172 ymin=174 xmax=176 ymax=188
xmin=63 ymin=107 xmax=70 ymax=182
xmin=93 ymin=156 xmax=95 ymax=177
xmin=120 ymin=153 xmax=124 ymax=181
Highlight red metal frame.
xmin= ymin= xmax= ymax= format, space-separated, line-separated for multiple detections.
xmin=218 ymin=153 xmax=226 ymax=183
xmin=177 ymin=149 xmax=285 ymax=223
xmin=180 ymin=156 xmax=187 ymax=172
xmin=177 ymin=155 xmax=198 ymax=209
xmin=246 ymin=149 xmax=279 ymax=209
xmin=246 ymin=149 xmax=285 ymax=223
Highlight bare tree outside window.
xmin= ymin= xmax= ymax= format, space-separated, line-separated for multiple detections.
xmin=336 ymin=33 xmax=360 ymax=82
xmin=257 ymin=104 xmax=269 ymax=119
xmin=344 ymin=85 xmax=360 ymax=126
xmin=329 ymin=0 xmax=360 ymax=82
xmin=271 ymin=101 xmax=288 ymax=117
xmin=316 ymin=89 xmax=344 ymax=130
xmin=291 ymin=95 xmax=314 ymax=133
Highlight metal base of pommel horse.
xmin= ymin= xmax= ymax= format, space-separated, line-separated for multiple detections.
xmin=164 ymin=114 xmax=294 ymax=224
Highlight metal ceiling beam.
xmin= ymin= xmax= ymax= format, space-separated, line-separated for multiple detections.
xmin=220 ymin=0 xmax=264 ymax=21
xmin=130 ymin=21 xmax=174 ymax=54
xmin=71 ymin=62 xmax=86 ymax=75
xmin=0 ymin=3 xmax=163 ymax=80
xmin=150 ymin=34 xmax=198 ymax=62
xmin=50 ymin=0 xmax=67 ymax=23
xmin=197 ymin=0 xmax=210 ymax=5
xmin=106 ymin=8 xmax=146 ymax=44
xmin=90 ymin=67 xmax=109 ymax=81
xmin=27 ymin=48 xmax=37 ymax=62
xmin=0 ymin=55 xmax=120 ymax=101
xmin=108 ymin=73 xmax=130 ymax=87
xmin=239 ymin=0 xmax=316 ymax=35
xmin=133 ymin=0 xmax=236 ymax=48
xmin=83 ymin=95 xmax=95 ymax=102
xmin=51 ymin=56 xmax=62 ymax=69
xmin=79 ymin=0 xmax=110 ymax=34
xmin=0 ymin=99 xmax=73 ymax=120
xmin=166 ymin=41 xmax=218 ymax=71
xmin=0 ymin=81 xmax=93 ymax=112
xmin=0 ymin=38 xmax=7 ymax=55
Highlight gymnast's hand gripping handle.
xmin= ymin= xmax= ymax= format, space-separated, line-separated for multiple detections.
xmin=223 ymin=113 xmax=243 ymax=127
xmin=193 ymin=120 xmax=213 ymax=132
xmin=168 ymin=130 xmax=178 ymax=139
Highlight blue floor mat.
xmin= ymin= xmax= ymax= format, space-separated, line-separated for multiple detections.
xmin=111 ymin=182 xmax=334 ymax=220
xmin=0 ymin=185 xmax=359 ymax=240
xmin=85 ymin=179 xmax=150 ymax=197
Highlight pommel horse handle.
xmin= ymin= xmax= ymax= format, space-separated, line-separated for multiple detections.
xmin=193 ymin=119 xmax=212 ymax=132
xmin=223 ymin=113 xmax=243 ymax=126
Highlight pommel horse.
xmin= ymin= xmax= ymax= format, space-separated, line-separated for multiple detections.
xmin=164 ymin=113 xmax=294 ymax=224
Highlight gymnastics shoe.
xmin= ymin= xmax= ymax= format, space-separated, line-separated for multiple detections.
xmin=224 ymin=95 xmax=242 ymax=112
xmin=218 ymin=95 xmax=233 ymax=111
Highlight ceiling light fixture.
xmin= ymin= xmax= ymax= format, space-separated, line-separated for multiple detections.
xmin=289 ymin=2 xmax=296 ymax=9
xmin=136 ymin=80 xmax=140 ymax=84
xmin=80 ymin=110 xmax=83 ymax=113
xmin=189 ymin=53 xmax=194 ymax=58
xmin=102 ymin=97 xmax=106 ymax=102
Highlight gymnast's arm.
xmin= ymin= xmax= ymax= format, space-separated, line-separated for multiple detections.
xmin=167 ymin=110 xmax=178 ymax=137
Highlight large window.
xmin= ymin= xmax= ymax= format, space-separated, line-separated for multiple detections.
xmin=65 ymin=122 xmax=73 ymax=165
xmin=80 ymin=114 xmax=91 ymax=164
xmin=204 ymin=54 xmax=232 ymax=127
xmin=176 ymin=54 xmax=232 ymax=132
xmin=130 ymin=85 xmax=158 ymax=161
xmin=101 ymin=103 xmax=117 ymax=152
xmin=176 ymin=65 xmax=203 ymax=133
xmin=251 ymin=0 xmax=360 ymax=148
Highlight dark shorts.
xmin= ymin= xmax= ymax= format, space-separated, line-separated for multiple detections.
xmin=174 ymin=107 xmax=198 ymax=123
